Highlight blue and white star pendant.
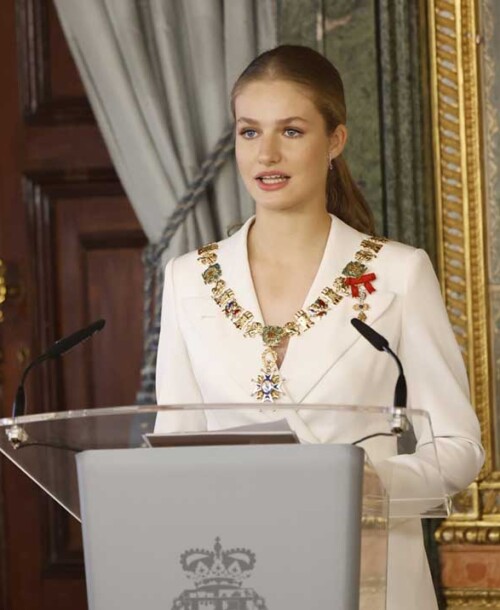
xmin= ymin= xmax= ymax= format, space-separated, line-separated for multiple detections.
xmin=252 ymin=347 xmax=284 ymax=403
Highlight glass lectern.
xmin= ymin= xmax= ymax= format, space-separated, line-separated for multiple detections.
xmin=0 ymin=404 xmax=449 ymax=610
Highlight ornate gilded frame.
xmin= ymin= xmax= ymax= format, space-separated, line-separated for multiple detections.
xmin=427 ymin=0 xmax=499 ymax=605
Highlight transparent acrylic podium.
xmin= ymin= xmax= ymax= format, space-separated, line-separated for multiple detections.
xmin=0 ymin=404 xmax=449 ymax=610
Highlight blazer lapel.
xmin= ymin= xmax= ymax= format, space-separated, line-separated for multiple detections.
xmin=280 ymin=216 xmax=395 ymax=403
xmin=281 ymin=291 xmax=395 ymax=403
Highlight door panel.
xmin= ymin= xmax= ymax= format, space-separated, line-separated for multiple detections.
xmin=0 ymin=1 xmax=146 ymax=608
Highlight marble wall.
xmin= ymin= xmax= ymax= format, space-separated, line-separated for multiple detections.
xmin=277 ymin=0 xmax=435 ymax=256
xmin=278 ymin=0 xmax=384 ymax=230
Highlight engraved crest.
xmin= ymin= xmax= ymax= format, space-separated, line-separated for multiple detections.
xmin=172 ymin=537 xmax=268 ymax=610
xmin=203 ymin=264 xmax=222 ymax=284
xmin=342 ymin=261 xmax=367 ymax=278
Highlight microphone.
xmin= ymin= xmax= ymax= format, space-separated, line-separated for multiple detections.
xmin=350 ymin=318 xmax=416 ymax=445
xmin=350 ymin=318 xmax=407 ymax=408
xmin=11 ymin=319 xmax=106 ymax=419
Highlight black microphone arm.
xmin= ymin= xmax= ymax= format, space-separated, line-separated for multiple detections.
xmin=350 ymin=317 xmax=410 ymax=435
xmin=11 ymin=319 xmax=106 ymax=420
xmin=350 ymin=318 xmax=407 ymax=408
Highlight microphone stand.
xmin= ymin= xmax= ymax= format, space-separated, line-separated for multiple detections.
xmin=350 ymin=318 xmax=411 ymax=436
xmin=6 ymin=319 xmax=105 ymax=449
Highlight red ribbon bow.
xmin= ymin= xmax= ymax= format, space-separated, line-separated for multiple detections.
xmin=344 ymin=273 xmax=377 ymax=298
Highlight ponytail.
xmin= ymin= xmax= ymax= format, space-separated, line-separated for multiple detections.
xmin=327 ymin=155 xmax=376 ymax=235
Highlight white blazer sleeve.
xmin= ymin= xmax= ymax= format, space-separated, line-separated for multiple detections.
xmin=399 ymin=249 xmax=484 ymax=493
xmin=155 ymin=257 xmax=207 ymax=432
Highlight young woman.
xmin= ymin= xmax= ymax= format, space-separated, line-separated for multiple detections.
xmin=155 ymin=45 xmax=483 ymax=609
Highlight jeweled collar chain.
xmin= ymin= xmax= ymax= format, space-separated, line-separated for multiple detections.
xmin=198 ymin=234 xmax=387 ymax=403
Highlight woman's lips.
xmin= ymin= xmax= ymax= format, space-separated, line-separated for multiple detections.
xmin=255 ymin=175 xmax=291 ymax=191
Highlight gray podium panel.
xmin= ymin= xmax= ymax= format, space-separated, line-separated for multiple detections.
xmin=77 ymin=444 xmax=364 ymax=610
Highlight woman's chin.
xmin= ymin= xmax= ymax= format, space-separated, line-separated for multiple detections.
xmin=254 ymin=193 xmax=317 ymax=214
xmin=255 ymin=198 xmax=299 ymax=213
xmin=252 ymin=189 xmax=297 ymax=211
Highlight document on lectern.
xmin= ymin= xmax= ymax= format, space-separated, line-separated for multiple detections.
xmin=143 ymin=418 xmax=299 ymax=448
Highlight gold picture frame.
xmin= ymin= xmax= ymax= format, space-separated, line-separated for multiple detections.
xmin=427 ymin=0 xmax=499 ymax=606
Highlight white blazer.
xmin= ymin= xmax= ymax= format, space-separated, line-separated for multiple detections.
xmin=155 ymin=215 xmax=483 ymax=610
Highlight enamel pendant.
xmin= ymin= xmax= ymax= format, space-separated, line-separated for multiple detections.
xmin=252 ymin=348 xmax=283 ymax=403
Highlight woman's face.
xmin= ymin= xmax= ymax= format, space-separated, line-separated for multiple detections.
xmin=234 ymin=79 xmax=345 ymax=214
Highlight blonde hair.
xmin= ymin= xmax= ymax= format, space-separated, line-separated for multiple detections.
xmin=231 ymin=45 xmax=375 ymax=235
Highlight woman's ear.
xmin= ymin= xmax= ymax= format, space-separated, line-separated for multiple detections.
xmin=329 ymin=124 xmax=348 ymax=159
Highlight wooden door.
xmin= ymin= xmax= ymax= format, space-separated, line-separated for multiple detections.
xmin=0 ymin=1 xmax=147 ymax=608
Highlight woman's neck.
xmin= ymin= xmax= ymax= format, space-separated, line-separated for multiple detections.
xmin=248 ymin=208 xmax=332 ymax=266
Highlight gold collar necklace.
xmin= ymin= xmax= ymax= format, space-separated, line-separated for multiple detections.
xmin=198 ymin=233 xmax=387 ymax=403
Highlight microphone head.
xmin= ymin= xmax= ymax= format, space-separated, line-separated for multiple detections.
xmin=91 ymin=319 xmax=106 ymax=333
xmin=350 ymin=318 xmax=389 ymax=351
xmin=46 ymin=318 xmax=106 ymax=359
xmin=11 ymin=319 xmax=106 ymax=420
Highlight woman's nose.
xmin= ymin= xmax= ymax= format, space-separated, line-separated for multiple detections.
xmin=257 ymin=135 xmax=281 ymax=165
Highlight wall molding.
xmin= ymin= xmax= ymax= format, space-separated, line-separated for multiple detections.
xmin=16 ymin=0 xmax=93 ymax=125
xmin=427 ymin=0 xmax=499 ymax=605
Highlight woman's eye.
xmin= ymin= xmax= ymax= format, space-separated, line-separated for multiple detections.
xmin=284 ymin=128 xmax=302 ymax=137
xmin=240 ymin=129 xmax=258 ymax=139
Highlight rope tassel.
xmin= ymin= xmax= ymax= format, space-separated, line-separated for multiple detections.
xmin=136 ymin=126 xmax=236 ymax=405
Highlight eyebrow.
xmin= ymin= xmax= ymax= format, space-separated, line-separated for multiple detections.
xmin=236 ymin=116 xmax=309 ymax=125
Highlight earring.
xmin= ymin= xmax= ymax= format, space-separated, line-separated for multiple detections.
xmin=328 ymin=155 xmax=334 ymax=171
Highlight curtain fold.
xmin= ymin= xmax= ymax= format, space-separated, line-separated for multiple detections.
xmin=53 ymin=0 xmax=277 ymax=402
xmin=54 ymin=0 xmax=276 ymax=253
xmin=376 ymin=0 xmax=435 ymax=260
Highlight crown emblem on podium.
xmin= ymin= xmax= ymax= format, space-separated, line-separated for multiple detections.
xmin=172 ymin=537 xmax=268 ymax=610
xmin=180 ymin=537 xmax=256 ymax=587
